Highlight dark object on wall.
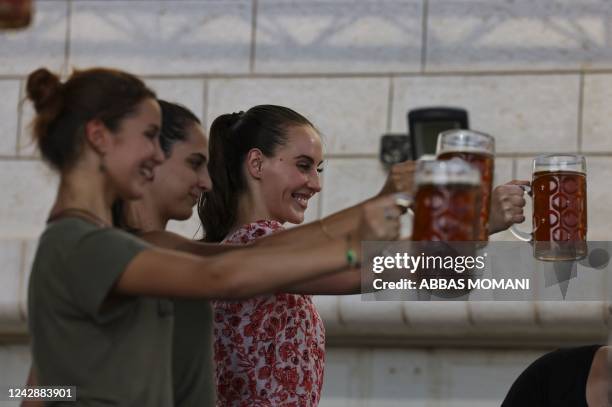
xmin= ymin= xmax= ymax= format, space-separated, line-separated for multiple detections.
xmin=379 ymin=133 xmax=411 ymax=167
xmin=0 ymin=0 xmax=32 ymax=29
xmin=408 ymin=107 xmax=469 ymax=160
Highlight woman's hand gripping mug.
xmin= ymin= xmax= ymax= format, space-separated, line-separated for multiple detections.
xmin=511 ymin=154 xmax=587 ymax=261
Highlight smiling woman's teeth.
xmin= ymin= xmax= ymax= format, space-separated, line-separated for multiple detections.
xmin=292 ymin=193 xmax=309 ymax=206
xmin=140 ymin=166 xmax=153 ymax=180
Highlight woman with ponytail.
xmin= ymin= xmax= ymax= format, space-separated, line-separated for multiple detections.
xmin=200 ymin=105 xmax=528 ymax=406
xmin=25 ymin=68 xmax=402 ymax=406
xmin=201 ymin=106 xmax=315 ymax=243
xmin=201 ymin=105 xmax=397 ymax=406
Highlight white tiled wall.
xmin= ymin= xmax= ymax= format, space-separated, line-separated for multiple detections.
xmin=0 ymin=343 xmax=546 ymax=407
xmin=425 ymin=0 xmax=612 ymax=72
xmin=147 ymin=79 xmax=206 ymax=123
xmin=69 ymin=1 xmax=252 ymax=75
xmin=0 ymin=161 xmax=58 ymax=238
xmin=254 ymin=0 xmax=424 ymax=73
xmin=319 ymin=347 xmax=546 ymax=407
xmin=320 ymin=158 xmax=387 ymax=216
xmin=391 ymin=75 xmax=581 ymax=154
xmin=1 ymin=1 xmax=611 ymax=405
xmin=207 ymin=77 xmax=390 ymax=155
xmin=582 ymin=74 xmax=612 ymax=152
xmin=0 ymin=1 xmax=68 ymax=75
xmin=0 ymin=241 xmax=23 ymax=324
xmin=0 ymin=344 xmax=30 ymax=407
xmin=0 ymin=80 xmax=20 ymax=156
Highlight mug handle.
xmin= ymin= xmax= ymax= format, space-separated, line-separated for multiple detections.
xmin=394 ymin=192 xmax=413 ymax=209
xmin=393 ymin=192 xmax=414 ymax=239
xmin=510 ymin=184 xmax=533 ymax=242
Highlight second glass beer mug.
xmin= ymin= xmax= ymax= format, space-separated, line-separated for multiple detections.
xmin=511 ymin=154 xmax=587 ymax=261
xmin=436 ymin=129 xmax=495 ymax=241
xmin=411 ymin=159 xmax=482 ymax=241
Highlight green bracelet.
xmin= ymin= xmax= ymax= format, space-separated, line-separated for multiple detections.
xmin=346 ymin=248 xmax=358 ymax=268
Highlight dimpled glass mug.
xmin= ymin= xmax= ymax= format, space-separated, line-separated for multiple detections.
xmin=411 ymin=158 xmax=482 ymax=241
xmin=407 ymin=159 xmax=482 ymax=298
xmin=436 ymin=129 xmax=495 ymax=242
xmin=511 ymin=154 xmax=587 ymax=261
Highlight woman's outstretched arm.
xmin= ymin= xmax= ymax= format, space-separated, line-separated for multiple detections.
xmin=116 ymin=195 xmax=400 ymax=299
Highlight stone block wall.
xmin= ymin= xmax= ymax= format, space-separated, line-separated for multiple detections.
xmin=1 ymin=1 xmax=611 ymax=405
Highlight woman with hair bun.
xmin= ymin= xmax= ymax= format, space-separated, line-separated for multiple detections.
xmin=25 ymin=67 xmax=402 ymax=406
xmin=26 ymin=99 xmax=218 ymax=407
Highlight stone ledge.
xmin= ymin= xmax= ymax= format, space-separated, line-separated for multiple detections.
xmin=2 ymin=238 xmax=608 ymax=348
xmin=315 ymin=296 xmax=608 ymax=347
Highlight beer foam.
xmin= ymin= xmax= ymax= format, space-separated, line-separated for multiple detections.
xmin=415 ymin=158 xmax=481 ymax=186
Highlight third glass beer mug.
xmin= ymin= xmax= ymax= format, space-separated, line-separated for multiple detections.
xmin=436 ymin=129 xmax=495 ymax=241
xmin=411 ymin=159 xmax=482 ymax=241
xmin=511 ymin=154 xmax=587 ymax=261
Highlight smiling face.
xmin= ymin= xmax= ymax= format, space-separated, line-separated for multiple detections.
xmin=102 ymin=97 xmax=164 ymax=200
xmin=149 ymin=122 xmax=211 ymax=221
xmin=257 ymin=125 xmax=323 ymax=224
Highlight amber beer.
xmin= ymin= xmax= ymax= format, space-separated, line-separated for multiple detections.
xmin=436 ymin=130 xmax=495 ymax=242
xmin=437 ymin=151 xmax=493 ymax=241
xmin=412 ymin=183 xmax=481 ymax=241
xmin=0 ymin=0 xmax=32 ymax=29
xmin=410 ymin=159 xmax=481 ymax=297
xmin=532 ymin=170 xmax=587 ymax=260
xmin=410 ymin=159 xmax=482 ymax=241
xmin=511 ymin=154 xmax=587 ymax=261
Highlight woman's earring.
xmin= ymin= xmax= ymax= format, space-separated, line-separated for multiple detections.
xmin=99 ymin=154 xmax=106 ymax=173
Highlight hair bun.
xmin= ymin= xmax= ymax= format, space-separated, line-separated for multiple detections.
xmin=26 ymin=68 xmax=62 ymax=113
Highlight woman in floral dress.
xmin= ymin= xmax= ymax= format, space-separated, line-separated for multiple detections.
xmin=200 ymin=105 xmax=363 ymax=406
xmin=199 ymin=105 xmax=526 ymax=406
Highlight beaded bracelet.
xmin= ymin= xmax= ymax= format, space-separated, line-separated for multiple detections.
xmin=345 ymin=232 xmax=360 ymax=269
xmin=345 ymin=242 xmax=358 ymax=269
xmin=318 ymin=220 xmax=360 ymax=269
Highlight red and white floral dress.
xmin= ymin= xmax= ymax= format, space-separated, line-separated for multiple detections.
xmin=213 ymin=220 xmax=326 ymax=407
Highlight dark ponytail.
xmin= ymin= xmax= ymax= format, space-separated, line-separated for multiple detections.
xmin=199 ymin=105 xmax=313 ymax=242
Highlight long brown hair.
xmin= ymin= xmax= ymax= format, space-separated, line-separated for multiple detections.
xmin=26 ymin=67 xmax=156 ymax=171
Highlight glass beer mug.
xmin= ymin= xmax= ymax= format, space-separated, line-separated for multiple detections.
xmin=436 ymin=129 xmax=495 ymax=242
xmin=411 ymin=158 xmax=482 ymax=241
xmin=511 ymin=154 xmax=587 ymax=261
xmin=408 ymin=159 xmax=482 ymax=297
